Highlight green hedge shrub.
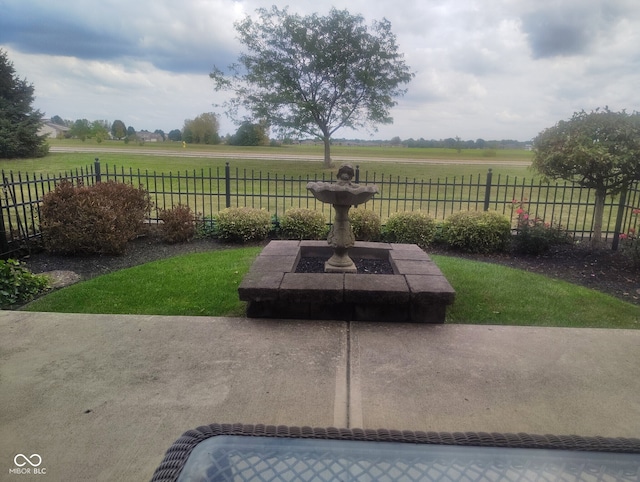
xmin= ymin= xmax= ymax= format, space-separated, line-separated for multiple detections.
xmin=444 ymin=210 xmax=511 ymax=253
xmin=0 ymin=259 xmax=49 ymax=307
xmin=159 ymin=204 xmax=196 ymax=244
xmin=349 ymin=208 xmax=381 ymax=241
xmin=215 ymin=207 xmax=271 ymax=243
xmin=40 ymin=180 xmax=152 ymax=255
xmin=383 ymin=211 xmax=437 ymax=247
xmin=195 ymin=215 xmax=217 ymax=239
xmin=279 ymin=208 xmax=326 ymax=240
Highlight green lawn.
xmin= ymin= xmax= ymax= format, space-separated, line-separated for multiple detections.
xmin=0 ymin=146 xmax=537 ymax=180
xmin=25 ymin=247 xmax=262 ymax=317
xmin=23 ymin=247 xmax=639 ymax=328
xmin=432 ymin=255 xmax=639 ymax=328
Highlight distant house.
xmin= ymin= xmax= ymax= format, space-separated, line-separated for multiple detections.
xmin=38 ymin=120 xmax=69 ymax=138
xmin=137 ymin=130 xmax=164 ymax=142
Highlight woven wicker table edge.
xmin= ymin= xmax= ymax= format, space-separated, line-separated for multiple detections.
xmin=150 ymin=423 xmax=640 ymax=482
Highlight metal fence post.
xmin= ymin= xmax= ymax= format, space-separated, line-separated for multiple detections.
xmin=611 ymin=187 xmax=627 ymax=251
xmin=483 ymin=168 xmax=493 ymax=211
xmin=0 ymin=194 xmax=9 ymax=257
xmin=225 ymin=162 xmax=231 ymax=208
xmin=355 ymin=165 xmax=360 ymax=184
xmin=94 ymin=158 xmax=101 ymax=183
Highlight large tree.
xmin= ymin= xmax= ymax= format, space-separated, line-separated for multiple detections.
xmin=211 ymin=7 xmax=413 ymax=167
xmin=532 ymin=108 xmax=640 ymax=247
xmin=0 ymin=49 xmax=48 ymax=158
xmin=111 ymin=119 xmax=127 ymax=140
xmin=69 ymin=118 xmax=91 ymax=141
xmin=229 ymin=121 xmax=269 ymax=146
xmin=182 ymin=112 xmax=220 ymax=144
xmin=168 ymin=129 xmax=182 ymax=142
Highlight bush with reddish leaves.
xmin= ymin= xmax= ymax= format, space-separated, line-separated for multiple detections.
xmin=40 ymin=180 xmax=152 ymax=255
xmin=159 ymin=204 xmax=196 ymax=244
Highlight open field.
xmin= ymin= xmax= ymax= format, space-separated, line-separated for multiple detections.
xmin=0 ymin=151 xmax=533 ymax=180
xmin=43 ymin=137 xmax=535 ymax=160
xmin=0 ymin=141 xmax=634 ymax=243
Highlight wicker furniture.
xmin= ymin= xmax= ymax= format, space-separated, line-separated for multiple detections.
xmin=151 ymin=423 xmax=640 ymax=481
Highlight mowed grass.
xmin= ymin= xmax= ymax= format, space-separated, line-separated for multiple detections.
xmin=24 ymin=247 xmax=262 ymax=317
xmin=433 ymin=255 xmax=639 ymax=328
xmin=0 ymin=146 xmax=539 ymax=181
xmin=45 ymin=137 xmax=535 ymax=161
xmin=23 ymin=248 xmax=639 ymax=328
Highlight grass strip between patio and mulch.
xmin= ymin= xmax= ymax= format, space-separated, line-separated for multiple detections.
xmin=22 ymin=248 xmax=639 ymax=328
xmin=24 ymin=247 xmax=262 ymax=317
xmin=432 ymin=255 xmax=639 ymax=328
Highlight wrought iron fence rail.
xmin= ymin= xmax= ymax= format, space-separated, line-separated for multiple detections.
xmin=1 ymin=160 xmax=638 ymax=258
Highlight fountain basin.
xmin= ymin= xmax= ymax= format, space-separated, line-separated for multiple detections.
xmin=238 ymin=240 xmax=455 ymax=323
xmin=306 ymin=181 xmax=378 ymax=206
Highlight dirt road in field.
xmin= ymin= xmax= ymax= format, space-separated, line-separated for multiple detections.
xmin=50 ymin=146 xmax=532 ymax=166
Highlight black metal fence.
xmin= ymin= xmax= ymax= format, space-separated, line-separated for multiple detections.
xmin=2 ymin=159 xmax=639 ymax=258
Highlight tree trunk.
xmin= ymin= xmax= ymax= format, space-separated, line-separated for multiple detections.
xmin=591 ymin=188 xmax=606 ymax=249
xmin=323 ymin=136 xmax=332 ymax=168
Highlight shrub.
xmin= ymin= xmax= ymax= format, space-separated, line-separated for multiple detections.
xmin=0 ymin=259 xmax=49 ymax=307
xmin=444 ymin=210 xmax=511 ymax=253
xmin=215 ymin=207 xmax=271 ymax=243
xmin=620 ymin=208 xmax=640 ymax=266
xmin=279 ymin=208 xmax=326 ymax=240
xmin=195 ymin=215 xmax=217 ymax=239
xmin=159 ymin=204 xmax=195 ymax=244
xmin=40 ymin=180 xmax=152 ymax=255
xmin=349 ymin=208 xmax=381 ymax=241
xmin=513 ymin=221 xmax=572 ymax=254
xmin=511 ymin=200 xmax=572 ymax=255
xmin=383 ymin=211 xmax=437 ymax=247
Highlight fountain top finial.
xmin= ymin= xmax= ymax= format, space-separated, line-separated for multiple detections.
xmin=337 ymin=164 xmax=355 ymax=185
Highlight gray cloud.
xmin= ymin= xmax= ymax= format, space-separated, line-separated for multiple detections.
xmin=520 ymin=2 xmax=630 ymax=59
xmin=0 ymin=1 xmax=236 ymax=74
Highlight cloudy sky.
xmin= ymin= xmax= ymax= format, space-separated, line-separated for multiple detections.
xmin=1 ymin=0 xmax=639 ymax=141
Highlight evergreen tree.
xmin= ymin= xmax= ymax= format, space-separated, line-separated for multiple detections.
xmin=0 ymin=49 xmax=48 ymax=158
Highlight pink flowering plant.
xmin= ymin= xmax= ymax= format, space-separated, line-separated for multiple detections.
xmin=619 ymin=208 xmax=640 ymax=266
xmin=511 ymin=198 xmax=572 ymax=255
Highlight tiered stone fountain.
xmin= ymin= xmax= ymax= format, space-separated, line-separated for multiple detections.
xmin=238 ymin=164 xmax=455 ymax=323
xmin=306 ymin=164 xmax=378 ymax=273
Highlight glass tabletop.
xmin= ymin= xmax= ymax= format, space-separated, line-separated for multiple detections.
xmin=176 ymin=435 xmax=640 ymax=481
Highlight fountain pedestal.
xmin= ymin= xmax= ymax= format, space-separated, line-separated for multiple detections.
xmin=325 ymin=204 xmax=357 ymax=273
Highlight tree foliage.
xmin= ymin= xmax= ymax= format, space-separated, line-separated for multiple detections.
xmin=91 ymin=120 xmax=109 ymax=142
xmin=0 ymin=49 xmax=48 ymax=158
xmin=211 ymin=7 xmax=413 ymax=167
xmin=183 ymin=112 xmax=220 ymax=144
xmin=533 ymin=107 xmax=640 ymax=246
xmin=51 ymin=115 xmax=67 ymax=126
xmin=111 ymin=119 xmax=127 ymax=139
xmin=69 ymin=118 xmax=91 ymax=141
xmin=168 ymin=129 xmax=182 ymax=142
xmin=229 ymin=121 xmax=269 ymax=146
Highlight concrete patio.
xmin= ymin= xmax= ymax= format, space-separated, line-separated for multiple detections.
xmin=1 ymin=311 xmax=639 ymax=480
